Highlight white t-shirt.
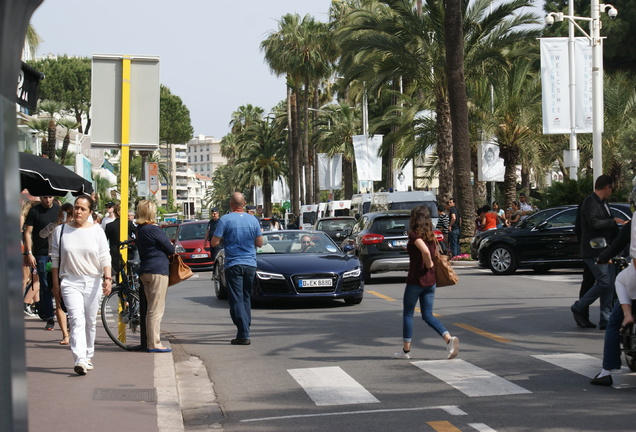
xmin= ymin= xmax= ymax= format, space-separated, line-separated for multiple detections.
xmin=51 ymin=223 xmax=111 ymax=279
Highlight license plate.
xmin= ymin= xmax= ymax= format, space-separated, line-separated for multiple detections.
xmin=300 ymin=278 xmax=332 ymax=287
xmin=391 ymin=240 xmax=408 ymax=247
xmin=191 ymin=253 xmax=208 ymax=259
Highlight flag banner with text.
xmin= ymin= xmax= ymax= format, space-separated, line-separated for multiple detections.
xmin=540 ymin=37 xmax=594 ymax=134
xmin=352 ymin=135 xmax=383 ymax=181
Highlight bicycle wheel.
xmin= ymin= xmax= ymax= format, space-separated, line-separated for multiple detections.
xmin=101 ymin=286 xmax=142 ymax=351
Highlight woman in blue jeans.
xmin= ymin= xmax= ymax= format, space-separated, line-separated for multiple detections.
xmin=393 ymin=205 xmax=459 ymax=360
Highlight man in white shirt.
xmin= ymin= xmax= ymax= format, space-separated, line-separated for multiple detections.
xmin=101 ymin=202 xmax=116 ymax=228
xmin=518 ymin=193 xmax=534 ymax=221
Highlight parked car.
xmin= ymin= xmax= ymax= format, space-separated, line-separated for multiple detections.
xmin=473 ymin=204 xmax=632 ymax=275
xmin=341 ymin=211 xmax=444 ymax=284
xmin=213 ymin=230 xmax=364 ymax=305
xmin=160 ymin=222 xmax=180 ymax=244
xmin=174 ymin=220 xmax=214 ymax=271
xmin=313 ymin=216 xmax=356 ymax=243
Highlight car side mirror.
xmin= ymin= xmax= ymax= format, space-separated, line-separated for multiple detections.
xmin=343 ymin=244 xmax=354 ymax=253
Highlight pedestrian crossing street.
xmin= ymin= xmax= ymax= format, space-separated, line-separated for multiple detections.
xmin=289 ymin=354 xmax=636 ymax=407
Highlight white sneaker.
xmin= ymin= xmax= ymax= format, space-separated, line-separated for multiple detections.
xmin=447 ymin=336 xmax=459 ymax=359
xmin=86 ymin=361 xmax=94 ymax=371
xmin=393 ymin=351 xmax=411 ymax=359
xmin=74 ymin=363 xmax=87 ymax=375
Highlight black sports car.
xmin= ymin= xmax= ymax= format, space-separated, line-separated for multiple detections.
xmin=473 ymin=204 xmax=632 ymax=275
xmin=213 ymin=230 xmax=364 ymax=305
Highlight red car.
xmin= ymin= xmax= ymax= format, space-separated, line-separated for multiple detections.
xmin=174 ymin=220 xmax=214 ymax=271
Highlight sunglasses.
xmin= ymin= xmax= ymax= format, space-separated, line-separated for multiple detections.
xmin=302 ymin=241 xmax=311 ymax=244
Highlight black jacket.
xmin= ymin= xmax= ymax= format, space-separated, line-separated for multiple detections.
xmin=579 ymin=192 xmax=619 ymax=258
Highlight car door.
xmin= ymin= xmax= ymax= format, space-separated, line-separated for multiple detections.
xmin=514 ymin=208 xmax=569 ymax=264
xmin=517 ymin=208 xmax=578 ymax=264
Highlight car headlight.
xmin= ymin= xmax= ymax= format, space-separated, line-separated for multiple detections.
xmin=256 ymin=271 xmax=285 ymax=280
xmin=343 ymin=267 xmax=361 ymax=279
xmin=175 ymin=244 xmax=185 ymax=253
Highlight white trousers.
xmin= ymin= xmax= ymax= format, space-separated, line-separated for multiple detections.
xmin=61 ymin=274 xmax=101 ymax=365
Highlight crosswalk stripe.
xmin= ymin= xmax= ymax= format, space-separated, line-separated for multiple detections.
xmin=427 ymin=420 xmax=462 ymax=431
xmin=412 ymin=359 xmax=531 ymax=397
xmin=533 ymin=353 xmax=636 ymax=388
xmin=288 ymin=366 xmax=380 ymax=406
xmin=468 ymin=423 xmax=498 ymax=431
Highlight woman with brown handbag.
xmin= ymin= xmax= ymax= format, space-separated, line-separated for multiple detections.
xmin=393 ymin=205 xmax=459 ymax=360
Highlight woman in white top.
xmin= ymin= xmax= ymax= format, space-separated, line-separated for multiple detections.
xmin=51 ymin=196 xmax=112 ymax=376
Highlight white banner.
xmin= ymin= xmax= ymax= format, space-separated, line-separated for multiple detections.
xmin=540 ymin=37 xmax=593 ymax=134
xmin=478 ymin=142 xmax=505 ymax=182
xmin=393 ymin=159 xmax=413 ymax=191
xmin=352 ymin=135 xmax=383 ymax=181
xmin=318 ymin=153 xmax=343 ymax=190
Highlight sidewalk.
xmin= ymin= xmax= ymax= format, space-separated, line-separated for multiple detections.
xmin=24 ymin=314 xmax=183 ymax=432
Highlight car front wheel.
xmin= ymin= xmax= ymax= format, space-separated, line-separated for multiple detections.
xmin=488 ymin=244 xmax=517 ymax=275
xmin=213 ymin=264 xmax=227 ymax=300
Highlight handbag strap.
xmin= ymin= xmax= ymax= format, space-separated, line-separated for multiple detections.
xmin=59 ymin=223 xmax=65 ymax=275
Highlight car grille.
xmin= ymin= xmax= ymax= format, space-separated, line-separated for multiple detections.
xmin=258 ymin=279 xmax=290 ymax=294
xmin=184 ymin=246 xmax=211 ymax=253
xmin=292 ymin=273 xmax=338 ymax=294
xmin=341 ymin=277 xmax=361 ymax=292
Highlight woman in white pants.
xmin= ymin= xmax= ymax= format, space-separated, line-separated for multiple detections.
xmin=51 ymin=196 xmax=112 ymax=375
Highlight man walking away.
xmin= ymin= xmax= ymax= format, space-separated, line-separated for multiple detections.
xmin=447 ymin=198 xmax=461 ymax=258
xmin=211 ymin=193 xmax=262 ymax=345
xmin=571 ymin=175 xmax=625 ymax=330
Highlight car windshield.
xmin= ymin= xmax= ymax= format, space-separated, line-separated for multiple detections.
xmin=178 ymin=223 xmax=207 ymax=240
xmin=316 ymin=219 xmax=355 ymax=231
xmin=257 ymin=232 xmax=340 ymax=254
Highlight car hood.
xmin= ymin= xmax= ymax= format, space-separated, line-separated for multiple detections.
xmin=257 ymin=253 xmax=360 ymax=274
xmin=177 ymin=239 xmax=206 ymax=249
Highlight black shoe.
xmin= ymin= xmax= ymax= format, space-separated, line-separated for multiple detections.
xmin=581 ymin=318 xmax=597 ymax=328
xmin=571 ymin=305 xmax=589 ymax=328
xmin=45 ymin=319 xmax=54 ymax=331
xmin=231 ymin=338 xmax=251 ymax=345
xmin=590 ymin=373 xmax=613 ymax=386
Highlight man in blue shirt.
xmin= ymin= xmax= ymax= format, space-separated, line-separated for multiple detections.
xmin=211 ymin=192 xmax=262 ymax=345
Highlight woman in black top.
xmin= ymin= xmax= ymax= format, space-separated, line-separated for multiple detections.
xmin=135 ymin=200 xmax=175 ymax=353
xmin=393 ymin=206 xmax=459 ymax=360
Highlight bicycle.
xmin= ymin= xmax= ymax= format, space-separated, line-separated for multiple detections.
xmin=101 ymin=240 xmax=142 ymax=351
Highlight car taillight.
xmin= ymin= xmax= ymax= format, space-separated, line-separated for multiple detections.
xmin=434 ymin=230 xmax=444 ymax=241
xmin=361 ymin=233 xmax=384 ymax=245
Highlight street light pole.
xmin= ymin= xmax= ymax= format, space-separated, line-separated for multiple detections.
xmin=545 ymin=2 xmax=617 ymax=184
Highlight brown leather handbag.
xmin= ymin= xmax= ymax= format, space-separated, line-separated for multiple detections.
xmin=168 ymin=254 xmax=193 ymax=286
xmin=433 ymin=240 xmax=458 ymax=287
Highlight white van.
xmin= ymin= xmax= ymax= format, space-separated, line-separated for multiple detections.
xmin=326 ymin=200 xmax=351 ymax=217
xmin=299 ymin=204 xmax=320 ymax=230
xmin=350 ymin=193 xmax=372 ymax=219
xmin=370 ymin=190 xmax=439 ymax=224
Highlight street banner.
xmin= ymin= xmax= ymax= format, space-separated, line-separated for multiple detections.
xmin=540 ymin=37 xmax=593 ymax=134
xmin=478 ymin=142 xmax=505 ymax=182
xmin=147 ymin=162 xmax=159 ymax=194
xmin=318 ymin=153 xmax=343 ymax=190
xmin=352 ymin=135 xmax=383 ymax=181
xmin=393 ymin=159 xmax=413 ymax=191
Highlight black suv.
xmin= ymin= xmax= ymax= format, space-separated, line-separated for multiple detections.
xmin=342 ymin=211 xmax=443 ymax=284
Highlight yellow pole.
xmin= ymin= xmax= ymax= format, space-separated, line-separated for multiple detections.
xmin=118 ymin=56 xmax=132 ymax=343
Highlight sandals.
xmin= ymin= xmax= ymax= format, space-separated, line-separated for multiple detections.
xmin=59 ymin=336 xmax=70 ymax=345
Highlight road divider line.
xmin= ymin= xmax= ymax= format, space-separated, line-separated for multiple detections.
xmin=453 ymin=323 xmax=511 ymax=343
xmin=427 ymin=421 xmax=462 ymax=432
xmin=368 ymin=290 xmax=396 ymax=301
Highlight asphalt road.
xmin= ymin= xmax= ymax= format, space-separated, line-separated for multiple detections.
xmin=162 ymin=266 xmax=636 ymax=432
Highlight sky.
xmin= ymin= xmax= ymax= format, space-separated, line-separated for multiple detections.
xmin=29 ymin=0 xmax=334 ymax=139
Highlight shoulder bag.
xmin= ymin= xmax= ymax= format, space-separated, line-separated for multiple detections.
xmin=168 ymin=253 xmax=193 ymax=286
xmin=433 ymin=239 xmax=458 ymax=287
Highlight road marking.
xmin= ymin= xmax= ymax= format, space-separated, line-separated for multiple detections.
xmin=468 ymin=423 xmax=498 ymax=431
xmin=412 ymin=359 xmax=531 ymax=397
xmin=453 ymin=323 xmax=511 ymax=343
xmin=240 ymin=405 xmax=466 ymax=423
xmin=288 ymin=366 xmax=380 ymax=406
xmin=427 ymin=421 xmax=462 ymax=432
xmin=533 ymin=353 xmax=636 ymax=389
xmin=368 ymin=290 xmax=396 ymax=301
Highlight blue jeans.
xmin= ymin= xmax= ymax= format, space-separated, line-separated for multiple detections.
xmin=574 ymin=258 xmax=615 ymax=326
xmin=602 ymin=301 xmax=634 ymax=370
xmin=225 ymin=265 xmax=256 ymax=339
xmin=35 ymin=255 xmax=54 ymax=321
xmin=449 ymin=228 xmax=460 ymax=257
xmin=402 ymin=283 xmax=448 ymax=342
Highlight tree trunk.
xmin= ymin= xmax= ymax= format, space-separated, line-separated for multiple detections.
xmin=47 ymin=120 xmax=56 ymax=161
xmin=263 ymin=170 xmax=272 ymax=217
xmin=60 ymin=133 xmax=70 ymax=164
xmin=313 ymin=85 xmax=320 ymax=203
xmin=344 ymin=158 xmax=354 ymax=201
xmin=445 ymin=0 xmax=474 ymax=240
xmin=303 ymin=81 xmax=312 ymax=204
xmin=435 ymin=91 xmax=453 ymax=199
xmin=287 ymin=86 xmax=298 ymax=217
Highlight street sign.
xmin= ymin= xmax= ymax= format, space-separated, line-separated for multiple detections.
xmin=147 ymin=162 xmax=159 ymax=194
xmin=283 ymin=201 xmax=291 ymax=210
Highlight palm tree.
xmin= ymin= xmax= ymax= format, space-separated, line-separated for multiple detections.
xmin=312 ymin=102 xmax=362 ymax=199
xmin=235 ymin=118 xmax=288 ymax=217
xmin=57 ymin=118 xmax=80 ymax=164
xmin=26 ymin=118 xmax=49 ymax=155
xmin=229 ymin=104 xmax=264 ymax=135
xmin=38 ymin=100 xmax=66 ymax=161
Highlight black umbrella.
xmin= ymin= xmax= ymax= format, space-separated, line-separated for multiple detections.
xmin=19 ymin=152 xmax=94 ymax=197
